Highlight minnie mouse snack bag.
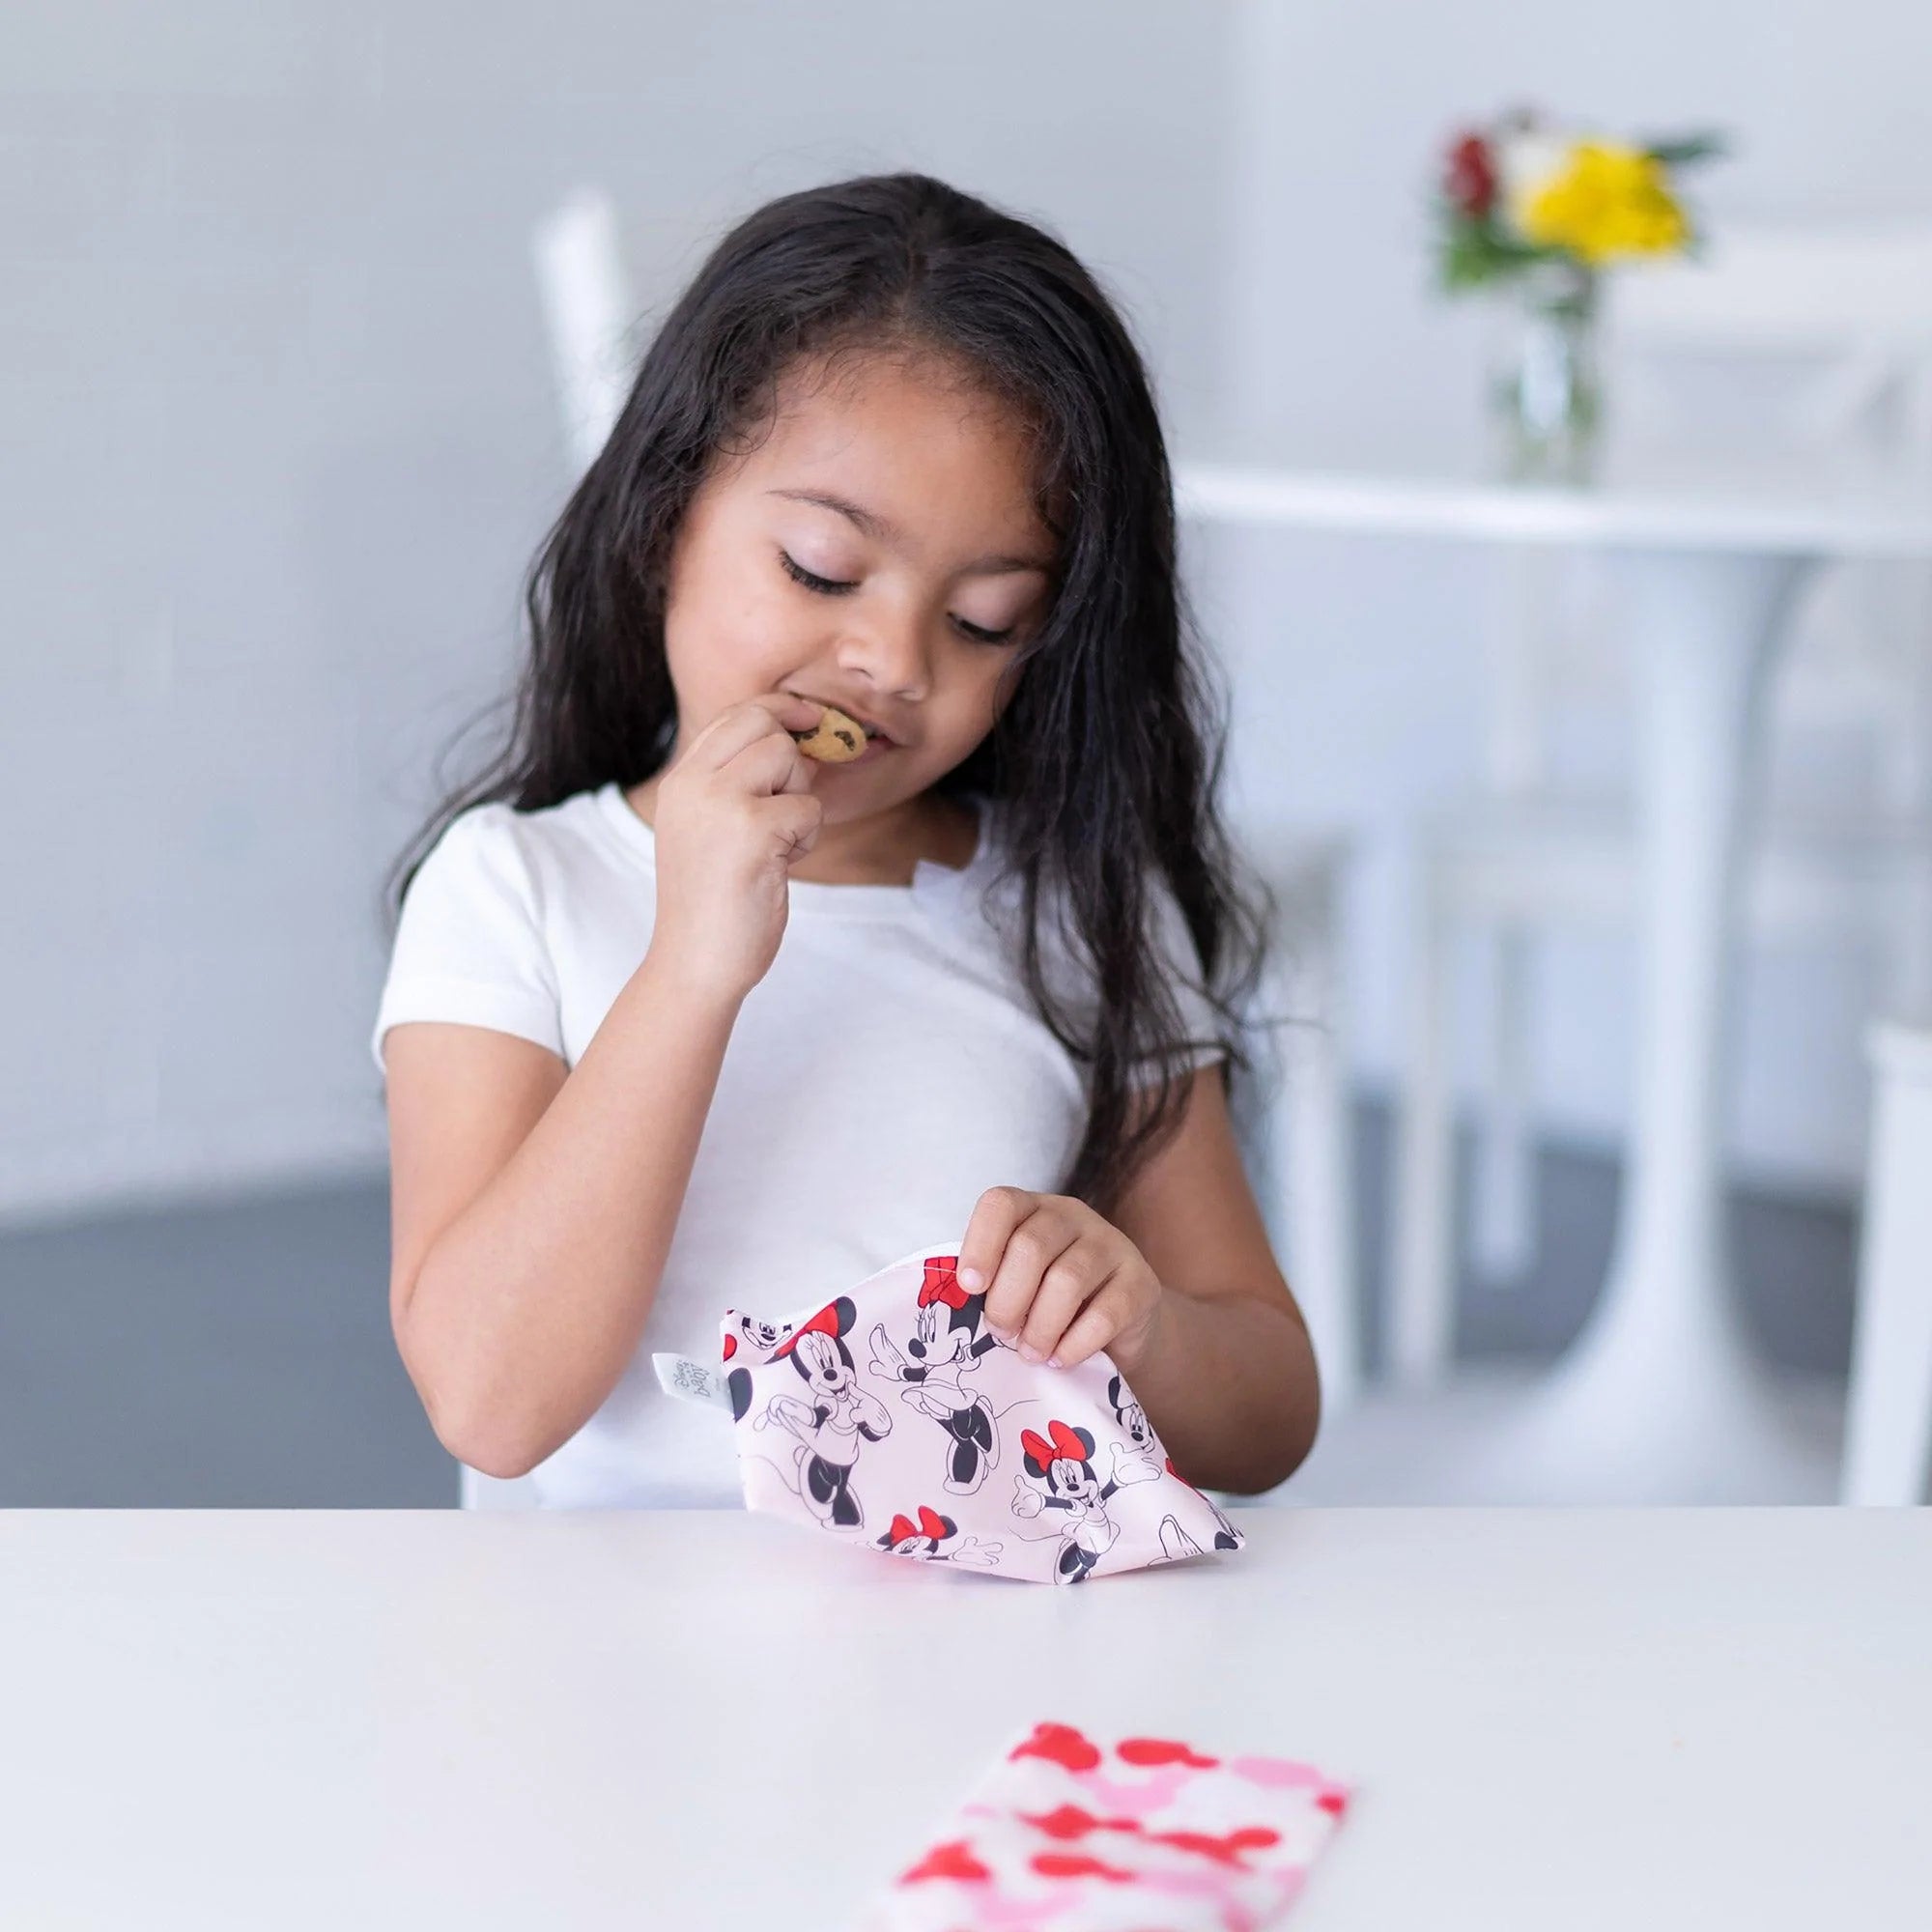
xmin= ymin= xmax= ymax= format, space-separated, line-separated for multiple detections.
xmin=653 ymin=1242 xmax=1242 ymax=1583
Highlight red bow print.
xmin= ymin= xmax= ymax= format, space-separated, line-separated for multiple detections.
xmin=1021 ymin=1419 xmax=1089 ymax=1466
xmin=899 ymin=1839 xmax=991 ymax=1886
xmin=887 ymin=1505 xmax=952 ymax=1546
xmin=918 ymin=1257 xmax=970 ymax=1310
xmin=771 ymin=1301 xmax=842 ymax=1359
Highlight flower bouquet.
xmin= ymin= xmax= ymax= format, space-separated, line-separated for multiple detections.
xmin=1433 ymin=107 xmax=1728 ymax=481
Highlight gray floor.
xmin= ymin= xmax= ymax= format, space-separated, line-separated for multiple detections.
xmin=1346 ymin=1102 xmax=1858 ymax=1381
xmin=0 ymin=1099 xmax=1857 ymax=1507
xmin=1 ymin=1180 xmax=454 ymax=1507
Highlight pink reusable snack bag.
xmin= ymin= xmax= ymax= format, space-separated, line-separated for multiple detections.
xmin=656 ymin=1241 xmax=1242 ymax=1583
xmin=860 ymin=1719 xmax=1351 ymax=1930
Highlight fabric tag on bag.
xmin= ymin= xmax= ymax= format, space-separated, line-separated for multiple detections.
xmin=652 ymin=1352 xmax=734 ymax=1412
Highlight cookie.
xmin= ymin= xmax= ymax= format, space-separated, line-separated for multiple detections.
xmin=791 ymin=705 xmax=868 ymax=763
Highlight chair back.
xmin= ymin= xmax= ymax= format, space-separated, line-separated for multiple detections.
xmin=532 ymin=185 xmax=638 ymax=473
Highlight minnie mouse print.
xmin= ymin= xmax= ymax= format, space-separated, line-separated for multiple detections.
xmin=868 ymin=1255 xmax=1007 ymax=1495
xmin=875 ymin=1504 xmax=1001 ymax=1568
xmin=1009 ymin=1418 xmax=1161 ymax=1585
xmin=736 ymin=1296 xmax=892 ymax=1530
xmin=670 ymin=1240 xmax=1244 ymax=1581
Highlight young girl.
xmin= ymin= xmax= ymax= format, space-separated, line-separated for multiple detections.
xmin=372 ymin=171 xmax=1321 ymax=1510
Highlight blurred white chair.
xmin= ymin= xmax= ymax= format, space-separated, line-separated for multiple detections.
xmin=533 ymin=185 xmax=639 ymax=473
xmin=1241 ymin=830 xmax=1361 ymax=1412
xmin=1841 ymin=1020 xmax=1932 ymax=1504
xmin=1393 ymin=221 xmax=1932 ymax=1382
xmin=531 ymin=186 xmax=1365 ymax=1410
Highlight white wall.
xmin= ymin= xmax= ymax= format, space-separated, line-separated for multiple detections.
xmin=0 ymin=1 xmax=1235 ymax=1222
xmin=1212 ymin=0 xmax=1932 ymax=1194
xmin=5 ymin=1 xmax=1924 ymax=1225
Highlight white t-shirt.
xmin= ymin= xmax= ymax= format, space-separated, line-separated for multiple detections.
xmin=370 ymin=779 xmax=1224 ymax=1508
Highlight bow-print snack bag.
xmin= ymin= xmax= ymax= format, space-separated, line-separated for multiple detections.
xmin=862 ymin=1719 xmax=1352 ymax=1931
xmin=654 ymin=1242 xmax=1242 ymax=1583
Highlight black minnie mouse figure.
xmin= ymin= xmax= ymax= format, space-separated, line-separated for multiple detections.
xmin=874 ymin=1504 xmax=1002 ymax=1569
xmin=1107 ymin=1374 xmax=1156 ymax=1453
xmin=1163 ymin=1454 xmax=1241 ymax=1551
xmin=1103 ymin=1372 xmax=1239 ymax=1554
xmin=869 ymin=1255 xmax=1006 ymax=1495
xmin=747 ymin=1298 xmax=892 ymax=1530
xmin=1010 ymin=1419 xmax=1160 ymax=1585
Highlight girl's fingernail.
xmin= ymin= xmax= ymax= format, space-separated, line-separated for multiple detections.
xmin=959 ymin=1267 xmax=985 ymax=1291
xmin=1046 ymin=1356 xmax=1064 ymax=1371
xmin=1017 ymin=1342 xmax=1041 ymax=1363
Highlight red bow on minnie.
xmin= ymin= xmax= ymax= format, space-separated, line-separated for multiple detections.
xmin=1021 ymin=1419 xmax=1090 ymax=1466
xmin=887 ymin=1505 xmax=952 ymax=1545
xmin=918 ymin=1256 xmax=970 ymax=1311
xmin=771 ymin=1301 xmax=842 ymax=1359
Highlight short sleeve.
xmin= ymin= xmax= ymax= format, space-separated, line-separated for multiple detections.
xmin=369 ymin=803 xmax=565 ymax=1078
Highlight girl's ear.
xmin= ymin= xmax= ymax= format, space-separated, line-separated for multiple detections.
xmin=832 ymin=1295 xmax=858 ymax=1336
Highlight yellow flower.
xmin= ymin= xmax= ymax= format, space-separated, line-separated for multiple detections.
xmin=1514 ymin=140 xmax=1690 ymax=265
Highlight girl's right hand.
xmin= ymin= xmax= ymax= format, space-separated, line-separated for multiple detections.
xmin=646 ymin=693 xmax=829 ymax=1002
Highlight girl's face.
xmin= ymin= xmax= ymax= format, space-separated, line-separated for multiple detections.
xmin=658 ymin=352 xmax=1059 ymax=816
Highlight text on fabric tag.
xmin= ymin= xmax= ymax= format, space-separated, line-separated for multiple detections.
xmin=652 ymin=1353 xmax=733 ymax=1411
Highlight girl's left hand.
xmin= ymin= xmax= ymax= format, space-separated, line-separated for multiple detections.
xmin=956 ymin=1188 xmax=1165 ymax=1375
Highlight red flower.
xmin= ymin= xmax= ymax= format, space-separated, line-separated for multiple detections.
xmin=1444 ymin=131 xmax=1496 ymax=217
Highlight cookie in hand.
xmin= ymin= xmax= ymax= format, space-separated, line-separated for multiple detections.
xmin=791 ymin=705 xmax=868 ymax=763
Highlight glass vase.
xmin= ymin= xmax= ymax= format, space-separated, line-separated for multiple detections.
xmin=1489 ymin=259 xmax=1603 ymax=485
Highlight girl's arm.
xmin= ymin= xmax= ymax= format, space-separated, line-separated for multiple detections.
xmin=386 ymin=693 xmax=827 ymax=1481
xmin=960 ymin=1065 xmax=1321 ymax=1494
xmin=384 ymin=952 xmax=746 ymax=1479
xmin=1107 ymin=1264 xmax=1319 ymax=1496
xmin=1101 ymin=1060 xmax=1321 ymax=1490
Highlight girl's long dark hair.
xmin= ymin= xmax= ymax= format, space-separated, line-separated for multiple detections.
xmin=383 ymin=170 xmax=1278 ymax=1216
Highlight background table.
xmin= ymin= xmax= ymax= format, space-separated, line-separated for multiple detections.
xmin=3 ymin=1507 xmax=1926 ymax=1929
xmin=1176 ymin=460 xmax=1932 ymax=1501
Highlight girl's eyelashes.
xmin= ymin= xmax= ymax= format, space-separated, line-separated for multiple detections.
xmin=778 ymin=550 xmax=855 ymax=596
xmin=778 ymin=549 xmax=1018 ymax=646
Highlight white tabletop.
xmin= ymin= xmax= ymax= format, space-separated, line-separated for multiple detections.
xmin=1174 ymin=458 xmax=1932 ymax=556
xmin=2 ymin=1507 xmax=1925 ymax=1930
